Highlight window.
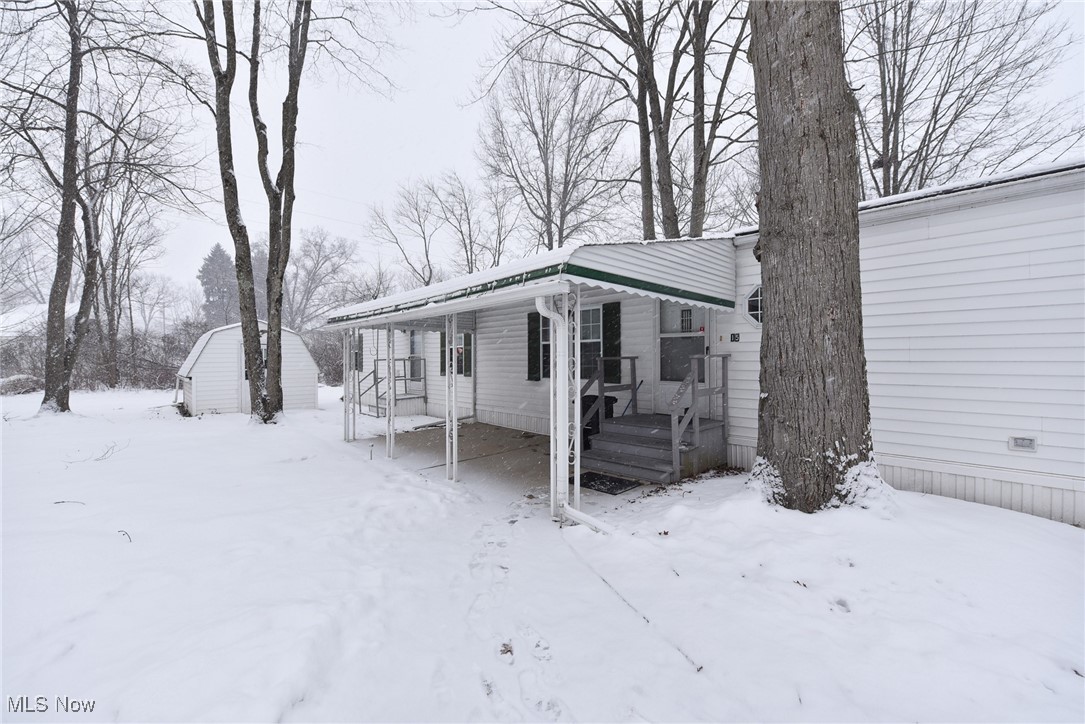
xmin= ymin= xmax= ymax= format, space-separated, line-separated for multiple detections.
xmin=438 ymin=331 xmax=472 ymax=377
xmin=408 ymin=331 xmax=423 ymax=382
xmin=660 ymin=302 xmax=705 ymax=335
xmin=455 ymin=332 xmax=472 ymax=376
xmin=659 ymin=301 xmax=705 ymax=382
xmin=243 ymin=344 xmax=268 ymax=380
xmin=528 ymin=303 xmax=620 ymax=382
xmin=680 ymin=308 xmax=693 ymax=333
xmin=746 ymin=285 xmax=763 ymax=325
xmin=580 ymin=307 xmax=602 ymax=378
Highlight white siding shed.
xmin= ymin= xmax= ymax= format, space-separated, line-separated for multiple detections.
xmin=177 ymin=322 xmax=318 ymax=415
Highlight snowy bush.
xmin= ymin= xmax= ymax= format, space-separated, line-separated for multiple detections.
xmin=0 ymin=374 xmax=43 ymax=395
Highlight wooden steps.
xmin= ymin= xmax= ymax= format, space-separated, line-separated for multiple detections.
xmin=580 ymin=413 xmax=725 ymax=484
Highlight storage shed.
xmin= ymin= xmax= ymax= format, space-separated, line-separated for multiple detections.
xmin=176 ymin=322 xmax=318 ymax=415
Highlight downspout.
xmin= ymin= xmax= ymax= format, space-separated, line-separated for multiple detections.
xmin=536 ymin=295 xmax=566 ymax=521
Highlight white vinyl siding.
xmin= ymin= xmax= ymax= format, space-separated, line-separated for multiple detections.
xmin=719 ymin=242 xmax=762 ymax=451
xmin=279 ymin=333 xmax=319 ymax=411
xmin=180 ymin=324 xmax=318 ymax=415
xmin=860 ymin=179 xmax=1083 ymax=481
xmin=428 ymin=291 xmax=658 ymax=433
xmin=185 ymin=331 xmax=242 ymax=414
xmin=572 ymin=237 xmax=736 ymax=304
xmin=724 ymin=169 xmax=1084 ymax=523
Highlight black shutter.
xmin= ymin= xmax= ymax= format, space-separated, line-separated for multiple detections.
xmin=439 ymin=330 xmax=446 ymax=377
xmin=463 ymin=332 xmax=473 ymax=377
xmin=527 ymin=312 xmax=541 ymax=381
xmin=602 ymin=302 xmax=621 ymax=383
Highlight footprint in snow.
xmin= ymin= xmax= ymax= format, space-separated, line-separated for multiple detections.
xmin=517 ymin=669 xmax=566 ymax=721
xmin=479 ymin=674 xmax=520 ymax=720
xmin=430 ymin=659 xmax=454 ymax=706
xmin=517 ymin=625 xmax=552 ymax=662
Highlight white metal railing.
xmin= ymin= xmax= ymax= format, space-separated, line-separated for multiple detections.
xmin=357 ymin=355 xmax=426 ymax=416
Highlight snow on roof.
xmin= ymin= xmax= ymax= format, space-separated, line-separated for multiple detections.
xmin=325 ymin=235 xmax=736 ymax=328
xmin=177 ymin=320 xmax=299 ymax=377
xmin=0 ymin=302 xmax=79 ymax=339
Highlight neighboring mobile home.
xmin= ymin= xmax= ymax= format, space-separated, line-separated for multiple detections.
xmin=326 ymin=162 xmax=1084 ymax=526
xmin=176 ymin=322 xmax=318 ymax=415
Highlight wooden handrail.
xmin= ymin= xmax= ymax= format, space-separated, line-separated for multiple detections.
xmin=669 ymin=354 xmax=731 ymax=482
xmin=578 ymin=356 xmax=639 ymax=432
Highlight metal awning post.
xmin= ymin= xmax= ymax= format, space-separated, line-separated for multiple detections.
xmin=386 ymin=324 xmax=396 ymax=458
xmin=445 ymin=313 xmax=458 ymax=481
xmin=570 ymin=290 xmax=582 ymax=511
xmin=536 ymin=295 xmax=569 ymax=519
xmin=342 ymin=330 xmax=349 ymax=441
xmin=350 ymin=329 xmax=357 ymax=440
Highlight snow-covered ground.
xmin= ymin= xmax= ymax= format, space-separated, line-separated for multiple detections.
xmin=2 ymin=388 xmax=1082 ymax=722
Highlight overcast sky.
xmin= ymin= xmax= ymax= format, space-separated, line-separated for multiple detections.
xmin=155 ymin=5 xmax=506 ymax=288
xmin=151 ymin=1 xmax=1085 ymax=290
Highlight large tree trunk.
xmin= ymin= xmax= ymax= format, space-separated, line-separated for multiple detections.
xmin=40 ymin=0 xmax=84 ymax=413
xmin=748 ymin=0 xmax=875 ymax=512
xmin=198 ymin=0 xmax=267 ymax=421
xmin=688 ymin=0 xmax=710 ymax=238
xmin=248 ymin=0 xmax=310 ymax=419
xmin=635 ymin=68 xmax=656 ymax=240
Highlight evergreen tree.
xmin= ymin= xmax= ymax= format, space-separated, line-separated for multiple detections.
xmin=197 ymin=243 xmax=239 ymax=326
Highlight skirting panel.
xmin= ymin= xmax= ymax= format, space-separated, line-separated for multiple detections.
xmin=727 ymin=443 xmax=757 ymax=471
xmin=727 ymin=443 xmax=1083 ymax=526
xmin=476 ymin=409 xmax=549 ymax=435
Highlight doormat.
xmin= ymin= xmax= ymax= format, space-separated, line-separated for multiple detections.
xmin=576 ymin=472 xmax=641 ymax=496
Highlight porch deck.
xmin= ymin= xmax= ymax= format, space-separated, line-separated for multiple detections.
xmin=585 ymin=413 xmax=727 ymax=483
xmin=371 ymin=413 xmax=727 ymax=491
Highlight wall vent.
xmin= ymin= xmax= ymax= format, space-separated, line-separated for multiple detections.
xmin=1008 ymin=436 xmax=1038 ymax=452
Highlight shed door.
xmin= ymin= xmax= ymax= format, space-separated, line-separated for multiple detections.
xmin=239 ymin=343 xmax=250 ymax=414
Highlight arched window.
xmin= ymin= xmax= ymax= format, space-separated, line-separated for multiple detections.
xmin=746 ymin=285 xmax=763 ymax=325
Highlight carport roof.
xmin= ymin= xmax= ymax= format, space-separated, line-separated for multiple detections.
xmin=325 ymin=236 xmax=736 ymax=329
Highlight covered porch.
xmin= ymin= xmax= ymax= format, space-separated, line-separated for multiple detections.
xmin=324 ymin=238 xmax=737 ymax=527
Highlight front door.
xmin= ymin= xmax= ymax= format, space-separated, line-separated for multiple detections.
xmin=655 ymin=301 xmax=710 ymax=416
xmin=239 ymin=343 xmax=250 ymax=413
xmin=238 ymin=341 xmax=267 ymax=414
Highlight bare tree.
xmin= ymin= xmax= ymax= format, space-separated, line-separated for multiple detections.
xmin=368 ymin=180 xmax=446 ymax=288
xmin=129 ymin=273 xmax=178 ymax=336
xmin=345 ymin=257 xmax=396 ymax=302
xmin=282 ymin=227 xmax=358 ymax=331
xmin=79 ymin=109 xmax=177 ymax=388
xmin=845 ymin=0 xmax=1084 ymax=197
xmin=491 ymin=1 xmax=754 ymax=240
xmin=429 ymin=172 xmax=518 ymax=272
xmin=479 ymin=45 xmax=623 ymax=250
xmin=0 ymin=201 xmax=50 ymax=309
xmin=748 ymin=0 xmax=876 ymax=512
xmin=0 ymin=0 xmax=199 ymax=411
xmin=177 ymin=0 xmax=391 ymax=421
